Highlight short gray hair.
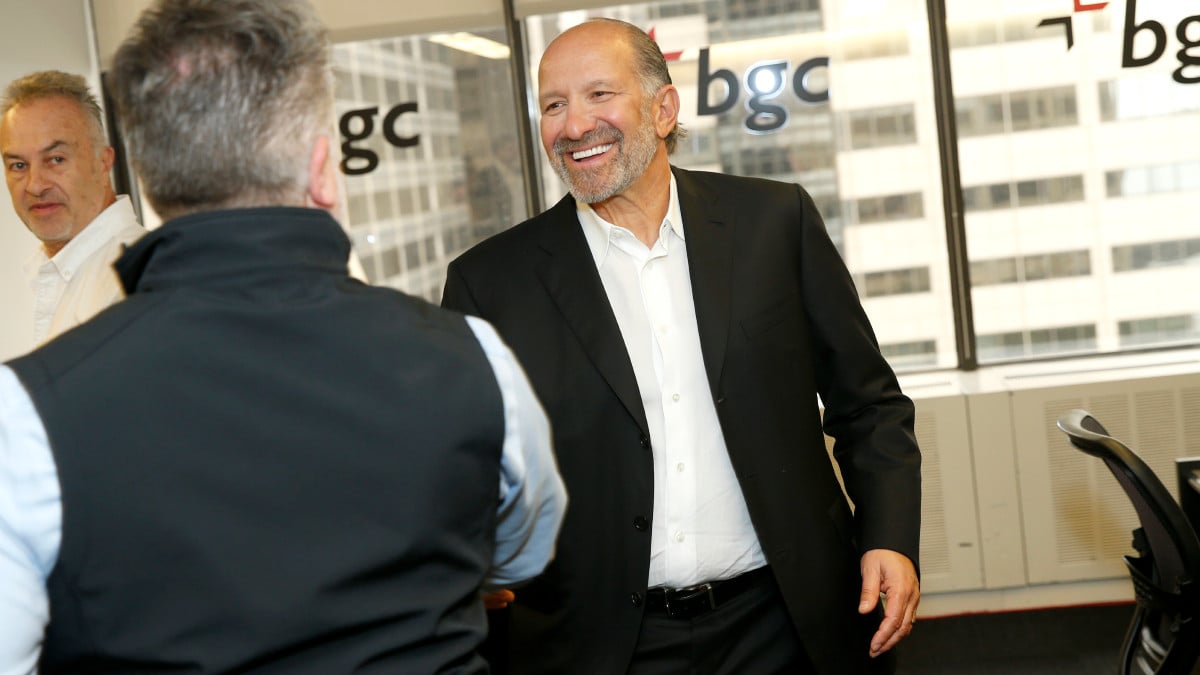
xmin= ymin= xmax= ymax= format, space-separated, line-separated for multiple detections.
xmin=583 ymin=17 xmax=688 ymax=154
xmin=108 ymin=0 xmax=333 ymax=219
xmin=1 ymin=70 xmax=108 ymax=154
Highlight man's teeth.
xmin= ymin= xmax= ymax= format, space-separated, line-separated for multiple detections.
xmin=572 ymin=144 xmax=613 ymax=160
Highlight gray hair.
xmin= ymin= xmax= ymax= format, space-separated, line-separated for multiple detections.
xmin=582 ymin=17 xmax=688 ymax=154
xmin=0 ymin=70 xmax=109 ymax=154
xmin=109 ymin=0 xmax=333 ymax=219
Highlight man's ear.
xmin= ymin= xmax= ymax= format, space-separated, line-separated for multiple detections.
xmin=654 ymin=84 xmax=681 ymax=141
xmin=100 ymin=145 xmax=116 ymax=174
xmin=306 ymin=134 xmax=338 ymax=211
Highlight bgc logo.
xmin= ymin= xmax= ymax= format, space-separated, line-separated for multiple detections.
xmin=695 ymin=47 xmax=830 ymax=134
xmin=1039 ymin=0 xmax=1200 ymax=84
xmin=338 ymin=103 xmax=420 ymax=176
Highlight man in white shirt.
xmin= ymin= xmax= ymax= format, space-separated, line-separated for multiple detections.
xmin=1 ymin=70 xmax=144 ymax=345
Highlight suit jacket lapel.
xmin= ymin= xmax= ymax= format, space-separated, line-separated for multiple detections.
xmin=674 ymin=168 xmax=733 ymax=398
xmin=534 ymin=196 xmax=650 ymax=436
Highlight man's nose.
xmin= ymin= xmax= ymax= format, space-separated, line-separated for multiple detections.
xmin=25 ymin=165 xmax=50 ymax=195
xmin=564 ymin=104 xmax=596 ymax=140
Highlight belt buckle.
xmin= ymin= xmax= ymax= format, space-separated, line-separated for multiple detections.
xmin=664 ymin=582 xmax=716 ymax=619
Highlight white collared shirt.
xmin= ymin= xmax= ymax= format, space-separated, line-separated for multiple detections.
xmin=24 ymin=196 xmax=145 ymax=345
xmin=577 ymin=176 xmax=766 ymax=588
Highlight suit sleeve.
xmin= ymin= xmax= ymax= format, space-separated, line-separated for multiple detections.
xmin=442 ymin=261 xmax=481 ymax=316
xmin=793 ymin=185 xmax=922 ymax=569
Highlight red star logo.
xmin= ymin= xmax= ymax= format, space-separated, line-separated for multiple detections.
xmin=648 ymin=27 xmax=684 ymax=62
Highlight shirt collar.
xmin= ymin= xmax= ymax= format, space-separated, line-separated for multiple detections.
xmin=577 ymin=173 xmax=684 ymax=267
xmin=28 ymin=196 xmax=137 ymax=280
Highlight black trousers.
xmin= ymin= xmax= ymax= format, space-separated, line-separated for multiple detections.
xmin=627 ymin=570 xmax=816 ymax=675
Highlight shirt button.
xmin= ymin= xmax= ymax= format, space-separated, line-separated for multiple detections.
xmin=674 ymin=531 xmax=685 ymax=543
xmin=671 ymin=393 xmax=680 ymax=402
xmin=633 ymin=516 xmax=649 ymax=531
xmin=676 ymin=462 xmax=685 ymax=473
xmin=630 ymin=592 xmax=644 ymax=608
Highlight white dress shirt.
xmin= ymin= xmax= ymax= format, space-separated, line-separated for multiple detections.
xmin=577 ymin=176 xmax=766 ymax=589
xmin=0 ymin=316 xmax=565 ymax=675
xmin=25 ymin=196 xmax=145 ymax=345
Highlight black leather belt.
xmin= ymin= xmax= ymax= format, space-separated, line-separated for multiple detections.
xmin=644 ymin=566 xmax=772 ymax=619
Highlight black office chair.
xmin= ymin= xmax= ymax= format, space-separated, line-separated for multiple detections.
xmin=1057 ymin=409 xmax=1200 ymax=675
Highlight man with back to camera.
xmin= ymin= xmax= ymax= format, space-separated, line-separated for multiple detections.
xmin=442 ymin=18 xmax=922 ymax=675
xmin=0 ymin=1 xmax=566 ymax=673
xmin=1 ymin=71 xmax=145 ymax=346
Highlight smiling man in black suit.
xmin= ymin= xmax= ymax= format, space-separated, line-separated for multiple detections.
xmin=443 ymin=17 xmax=922 ymax=675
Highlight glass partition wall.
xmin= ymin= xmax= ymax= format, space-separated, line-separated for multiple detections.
xmin=946 ymin=0 xmax=1200 ymax=362
xmin=328 ymin=0 xmax=1200 ymax=371
xmin=333 ymin=28 xmax=528 ymax=302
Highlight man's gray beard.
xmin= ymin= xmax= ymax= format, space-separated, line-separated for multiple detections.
xmin=552 ymin=118 xmax=658 ymax=205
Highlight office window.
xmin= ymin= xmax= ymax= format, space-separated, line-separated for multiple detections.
xmin=1023 ymin=250 xmax=1091 ymax=282
xmin=963 ymin=175 xmax=1083 ymax=212
xmin=1119 ymin=315 xmax=1198 ymax=347
xmin=1113 ymin=238 xmax=1200 ymax=272
xmin=971 ymin=251 xmax=1089 ymax=286
xmin=856 ymin=267 xmax=931 ymax=298
xmin=956 ymin=86 xmax=1077 ymax=138
xmin=849 ymin=192 xmax=924 ymax=225
xmin=970 ymin=258 xmax=1019 ymax=286
xmin=978 ymin=324 xmax=1096 ymax=361
xmin=949 ymin=13 xmax=1053 ymax=48
xmin=1106 ymin=161 xmax=1200 ymax=198
xmin=334 ymin=29 xmax=527 ymax=301
xmin=1099 ymin=75 xmax=1200 ymax=122
xmin=526 ymin=1 xmax=956 ymax=372
xmin=842 ymin=105 xmax=918 ymax=150
xmin=948 ymin=1 xmax=1200 ymax=361
xmin=879 ymin=339 xmax=937 ymax=368
xmin=842 ymin=30 xmax=909 ymax=60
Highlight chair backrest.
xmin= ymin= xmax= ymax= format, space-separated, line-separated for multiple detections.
xmin=1057 ymin=409 xmax=1200 ymax=675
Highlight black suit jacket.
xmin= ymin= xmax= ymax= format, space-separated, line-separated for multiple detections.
xmin=443 ymin=167 xmax=921 ymax=674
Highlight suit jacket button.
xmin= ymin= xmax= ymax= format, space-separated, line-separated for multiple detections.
xmin=633 ymin=516 xmax=648 ymax=531
xmin=639 ymin=435 xmax=650 ymax=449
xmin=630 ymin=592 xmax=644 ymax=607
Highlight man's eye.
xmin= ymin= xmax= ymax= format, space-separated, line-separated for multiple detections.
xmin=49 ymin=156 xmax=66 ymax=164
xmin=7 ymin=162 xmax=26 ymax=171
xmin=544 ymin=101 xmax=564 ymax=113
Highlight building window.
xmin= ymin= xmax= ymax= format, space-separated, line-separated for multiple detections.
xmin=1106 ymin=161 xmax=1200 ymax=198
xmin=842 ymin=105 xmax=917 ymax=150
xmin=1099 ymin=75 xmax=1200 ymax=122
xmin=855 ymin=267 xmax=931 ymax=298
xmin=879 ymin=339 xmax=937 ymax=367
xmin=842 ymin=30 xmax=909 ymax=60
xmin=970 ymin=257 xmax=1019 ymax=286
xmin=848 ymin=192 xmax=924 ymax=225
xmin=971 ymin=251 xmax=1089 ymax=286
xmin=963 ymin=175 xmax=1084 ymax=212
xmin=978 ymin=324 xmax=1097 ymax=360
xmin=1119 ymin=315 xmax=1198 ymax=347
xmin=956 ymin=86 xmax=1077 ymax=138
xmin=1113 ymin=238 xmax=1200 ymax=272
xmin=1022 ymin=250 xmax=1091 ymax=282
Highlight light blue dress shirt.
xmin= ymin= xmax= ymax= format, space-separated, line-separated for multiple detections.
xmin=0 ymin=315 xmax=565 ymax=674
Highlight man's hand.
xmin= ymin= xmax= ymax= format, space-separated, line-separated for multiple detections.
xmin=483 ymin=589 xmax=515 ymax=610
xmin=858 ymin=549 xmax=920 ymax=658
